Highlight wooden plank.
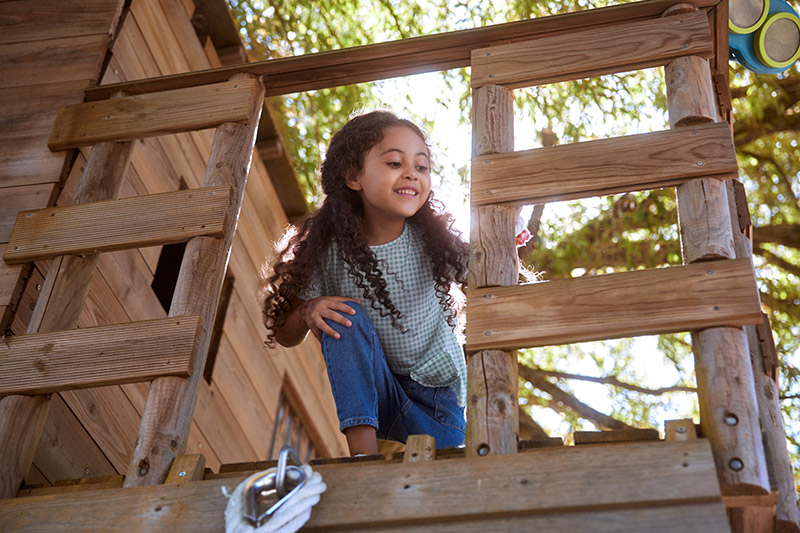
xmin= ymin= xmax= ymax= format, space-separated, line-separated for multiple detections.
xmin=0 ymin=35 xmax=108 ymax=89
xmin=0 ymin=135 xmax=69 ymax=190
xmin=84 ymin=0 xmax=720 ymax=101
xmin=573 ymin=429 xmax=660 ymax=445
xmin=0 ymin=0 xmax=120 ymax=45
xmin=31 ymin=395 xmax=117 ymax=485
xmin=665 ymin=419 xmax=699 ymax=441
xmin=471 ymin=10 xmax=712 ymax=89
xmin=165 ymin=454 xmax=206 ymax=484
xmin=0 ymin=316 xmax=201 ymax=396
xmin=0 ymin=243 xmax=26 ymax=307
xmin=0 ymin=183 xmax=58 ymax=244
xmin=4 ymin=186 xmax=231 ymax=264
xmin=403 ymin=435 xmax=436 ymax=463
xmin=0 ymin=440 xmax=727 ymax=531
xmin=465 ymin=258 xmax=763 ymax=352
xmin=48 ymin=78 xmax=262 ymax=151
xmin=470 ymin=122 xmax=737 ymax=207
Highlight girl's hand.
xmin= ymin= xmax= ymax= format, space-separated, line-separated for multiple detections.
xmin=302 ymin=296 xmax=360 ymax=341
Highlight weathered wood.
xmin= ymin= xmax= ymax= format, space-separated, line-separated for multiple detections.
xmin=677 ymin=178 xmax=737 ymax=261
xmin=0 ymin=139 xmax=133 ymax=499
xmin=693 ymin=327 xmax=770 ymax=494
xmin=466 ymin=258 xmax=763 ymax=352
xmin=48 ymin=78 xmax=262 ymax=151
xmin=471 ymin=122 xmax=737 ymax=207
xmin=665 ymin=419 xmax=699 ymax=441
xmin=466 ymin=350 xmax=518 ymax=457
xmin=0 ymin=0 xmax=121 ymax=46
xmin=467 ymin=84 xmax=518 ymax=458
xmin=403 ymin=435 xmax=436 ymax=463
xmin=125 ymin=74 xmax=265 ymax=487
xmin=165 ymin=454 xmax=206 ymax=484
xmin=573 ymin=429 xmax=660 ymax=445
xmin=4 ymin=186 xmax=230 ymax=264
xmin=0 ymin=244 xmax=26 ymax=310
xmin=85 ymin=0 xmax=721 ymax=101
xmin=0 ymin=440 xmax=728 ymax=531
xmin=471 ymin=11 xmax=712 ymax=89
xmin=0 ymin=316 xmax=200 ymax=396
xmin=666 ymin=56 xmax=717 ymax=127
xmin=725 ymin=492 xmax=779 ymax=533
xmin=0 ymin=183 xmax=58 ymax=243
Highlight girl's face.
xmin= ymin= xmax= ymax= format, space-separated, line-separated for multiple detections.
xmin=346 ymin=125 xmax=432 ymax=231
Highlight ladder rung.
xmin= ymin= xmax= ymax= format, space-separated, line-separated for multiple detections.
xmin=471 ymin=122 xmax=736 ymax=207
xmin=465 ymin=258 xmax=762 ymax=352
xmin=0 ymin=316 xmax=201 ymax=396
xmin=48 ymin=78 xmax=262 ymax=151
xmin=471 ymin=10 xmax=712 ymax=89
xmin=3 ymin=186 xmax=230 ymax=264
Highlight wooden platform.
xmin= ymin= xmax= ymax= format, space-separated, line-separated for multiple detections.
xmin=1 ymin=439 xmax=729 ymax=531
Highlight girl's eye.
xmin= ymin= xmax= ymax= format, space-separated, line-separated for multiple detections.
xmin=416 ymin=165 xmax=429 ymax=172
xmin=387 ymin=162 xmax=401 ymax=167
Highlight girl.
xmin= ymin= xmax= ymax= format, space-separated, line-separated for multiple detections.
xmin=262 ymin=110 xmax=468 ymax=456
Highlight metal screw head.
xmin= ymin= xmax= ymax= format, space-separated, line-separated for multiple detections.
xmin=484 ymin=331 xmax=492 ymax=336
xmin=139 ymin=468 xmax=148 ymax=476
xmin=724 ymin=413 xmax=739 ymax=426
xmin=697 ymin=161 xmax=704 ymax=166
xmin=179 ymin=471 xmax=186 ymax=477
xmin=477 ymin=444 xmax=490 ymax=456
xmin=728 ymin=458 xmax=744 ymax=471
xmin=676 ymin=426 xmax=687 ymax=434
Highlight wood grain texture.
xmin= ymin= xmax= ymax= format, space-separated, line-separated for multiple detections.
xmin=0 ymin=183 xmax=58 ymax=243
xmin=0 ymin=316 xmax=201 ymax=396
xmin=0 ymin=243 xmax=26 ymax=308
xmin=665 ymin=419 xmax=699 ymax=441
xmin=403 ymin=435 xmax=436 ymax=463
xmin=471 ymin=11 xmax=712 ymax=89
xmin=48 ymin=78 xmax=262 ymax=150
xmin=125 ymin=74 xmax=265 ymax=487
xmin=0 ymin=0 xmax=121 ymax=45
xmin=84 ymin=0 xmax=720 ymax=101
xmin=0 ymin=440 xmax=727 ymax=531
xmin=0 ymin=35 xmax=108 ymax=89
xmin=466 ymin=350 xmax=519 ymax=456
xmin=4 ymin=185 xmax=231 ymax=264
xmin=693 ymin=327 xmax=771 ymax=494
xmin=677 ymin=178 xmax=736 ymax=262
xmin=666 ymin=56 xmax=717 ymax=127
xmin=466 ymin=258 xmax=763 ymax=352
xmin=471 ymin=122 xmax=737 ymax=207
xmin=164 ymin=454 xmax=206 ymax=484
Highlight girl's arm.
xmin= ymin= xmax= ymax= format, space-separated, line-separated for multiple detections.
xmin=274 ymin=296 xmax=359 ymax=347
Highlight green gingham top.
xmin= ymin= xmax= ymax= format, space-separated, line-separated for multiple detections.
xmin=301 ymin=223 xmax=467 ymax=407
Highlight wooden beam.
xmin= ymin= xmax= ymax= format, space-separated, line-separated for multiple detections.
xmin=48 ymin=78 xmax=262 ymax=151
xmin=465 ymin=258 xmax=763 ymax=352
xmin=470 ymin=122 xmax=737 ymax=207
xmin=125 ymin=74 xmax=265 ymax=487
xmin=0 ymin=316 xmax=201 ymax=396
xmin=4 ymin=186 xmax=231 ymax=264
xmin=471 ymin=10 xmax=712 ymax=89
xmin=83 ymin=0 xmax=720 ymax=101
xmin=0 ymin=440 xmax=728 ymax=531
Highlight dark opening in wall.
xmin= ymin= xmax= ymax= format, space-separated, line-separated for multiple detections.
xmin=151 ymin=242 xmax=187 ymax=313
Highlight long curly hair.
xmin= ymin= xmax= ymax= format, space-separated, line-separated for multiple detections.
xmin=261 ymin=110 xmax=468 ymax=345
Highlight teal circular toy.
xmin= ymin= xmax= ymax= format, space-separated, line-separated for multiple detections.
xmin=730 ymin=0 xmax=800 ymax=73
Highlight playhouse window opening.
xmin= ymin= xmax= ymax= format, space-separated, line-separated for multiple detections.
xmin=269 ymin=388 xmax=320 ymax=462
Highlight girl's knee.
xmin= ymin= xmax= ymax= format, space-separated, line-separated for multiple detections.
xmin=322 ymin=301 xmax=375 ymax=342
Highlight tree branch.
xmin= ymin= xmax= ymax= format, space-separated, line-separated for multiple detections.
xmin=518 ymin=364 xmax=635 ymax=430
xmin=739 ymin=148 xmax=799 ymax=204
xmin=753 ymin=224 xmax=800 ymax=250
xmin=522 ymin=366 xmax=696 ymax=396
xmin=517 ymin=406 xmax=550 ymax=440
xmin=755 ymin=245 xmax=800 ymax=278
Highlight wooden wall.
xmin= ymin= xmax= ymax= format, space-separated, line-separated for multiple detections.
xmin=1 ymin=0 xmax=347 ymax=489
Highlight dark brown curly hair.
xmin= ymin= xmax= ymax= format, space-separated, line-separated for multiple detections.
xmin=261 ymin=110 xmax=468 ymax=345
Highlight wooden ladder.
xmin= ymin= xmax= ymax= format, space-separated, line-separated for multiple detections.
xmin=0 ymin=73 xmax=266 ymax=496
xmin=463 ymin=2 xmax=772 ymax=501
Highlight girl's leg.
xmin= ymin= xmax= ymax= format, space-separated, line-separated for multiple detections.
xmin=320 ymin=302 xmax=404 ymax=455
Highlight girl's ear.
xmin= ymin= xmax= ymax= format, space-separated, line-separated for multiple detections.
xmin=345 ymin=171 xmax=362 ymax=191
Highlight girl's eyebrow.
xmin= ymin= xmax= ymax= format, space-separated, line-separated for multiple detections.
xmin=381 ymin=147 xmax=430 ymax=160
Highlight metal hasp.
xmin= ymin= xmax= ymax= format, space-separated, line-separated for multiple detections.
xmin=242 ymin=446 xmax=307 ymax=527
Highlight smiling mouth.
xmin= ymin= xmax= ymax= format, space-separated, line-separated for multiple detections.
xmin=395 ymin=188 xmax=418 ymax=197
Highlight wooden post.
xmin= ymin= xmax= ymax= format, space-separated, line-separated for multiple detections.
xmin=664 ymin=9 xmax=769 ymax=494
xmin=466 ymin=84 xmax=519 ymax=457
xmin=0 ymin=140 xmax=133 ymax=499
xmin=124 ymin=74 xmax=265 ymax=487
xmin=725 ymin=181 xmax=800 ymax=526
xmin=403 ymin=435 xmax=436 ymax=463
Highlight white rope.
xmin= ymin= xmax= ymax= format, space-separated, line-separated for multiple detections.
xmin=224 ymin=464 xmax=327 ymax=533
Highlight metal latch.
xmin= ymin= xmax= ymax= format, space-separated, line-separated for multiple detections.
xmin=242 ymin=446 xmax=307 ymax=527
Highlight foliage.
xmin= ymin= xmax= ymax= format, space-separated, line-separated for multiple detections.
xmin=229 ymin=0 xmax=799 ymax=476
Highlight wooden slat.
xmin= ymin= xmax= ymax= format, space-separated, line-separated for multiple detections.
xmin=0 ymin=243 xmax=26 ymax=307
xmin=48 ymin=78 xmax=262 ymax=151
xmin=3 ymin=186 xmax=231 ymax=264
xmin=0 ymin=183 xmax=58 ymax=243
xmin=0 ymin=440 xmax=727 ymax=531
xmin=84 ymin=0 xmax=720 ymax=101
xmin=0 ymin=0 xmax=121 ymax=45
xmin=0 ymin=316 xmax=201 ymax=396
xmin=0 ymin=35 xmax=108 ymax=89
xmin=470 ymin=10 xmax=712 ymax=89
xmin=471 ymin=122 xmax=737 ymax=207
xmin=465 ymin=258 xmax=763 ymax=352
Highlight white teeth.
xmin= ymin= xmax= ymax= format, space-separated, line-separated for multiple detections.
xmin=396 ymin=188 xmax=417 ymax=196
